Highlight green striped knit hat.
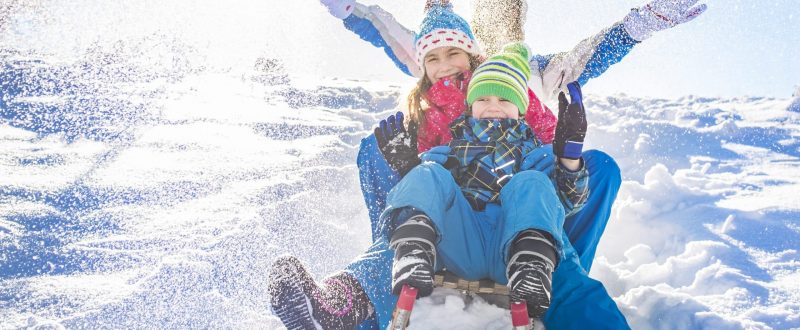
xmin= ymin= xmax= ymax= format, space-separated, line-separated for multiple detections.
xmin=467 ymin=42 xmax=531 ymax=114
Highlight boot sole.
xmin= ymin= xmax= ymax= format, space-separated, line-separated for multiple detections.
xmin=271 ymin=278 xmax=322 ymax=330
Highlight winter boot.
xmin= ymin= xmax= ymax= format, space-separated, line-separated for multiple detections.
xmin=267 ymin=255 xmax=372 ymax=330
xmin=506 ymin=229 xmax=559 ymax=319
xmin=389 ymin=208 xmax=438 ymax=298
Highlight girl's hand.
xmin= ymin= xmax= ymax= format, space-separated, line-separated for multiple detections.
xmin=319 ymin=0 xmax=356 ymax=19
xmin=623 ymin=0 xmax=707 ymax=41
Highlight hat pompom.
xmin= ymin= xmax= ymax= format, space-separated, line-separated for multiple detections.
xmin=501 ymin=42 xmax=530 ymax=63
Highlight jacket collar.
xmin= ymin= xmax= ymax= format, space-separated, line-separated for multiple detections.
xmin=425 ymin=71 xmax=472 ymax=108
xmin=449 ymin=115 xmax=532 ymax=143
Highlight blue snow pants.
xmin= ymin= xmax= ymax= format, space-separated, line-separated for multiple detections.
xmin=346 ymin=135 xmax=627 ymax=329
xmin=382 ymin=163 xmax=566 ymax=283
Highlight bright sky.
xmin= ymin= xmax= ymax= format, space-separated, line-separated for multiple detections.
xmin=297 ymin=0 xmax=800 ymax=99
xmin=3 ymin=0 xmax=797 ymax=99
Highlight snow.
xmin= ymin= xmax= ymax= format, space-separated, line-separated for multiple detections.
xmin=2 ymin=2 xmax=799 ymax=330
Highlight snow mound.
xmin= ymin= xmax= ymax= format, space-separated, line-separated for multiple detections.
xmin=789 ymin=86 xmax=800 ymax=113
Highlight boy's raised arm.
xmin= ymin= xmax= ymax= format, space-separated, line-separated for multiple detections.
xmin=319 ymin=0 xmax=422 ymax=77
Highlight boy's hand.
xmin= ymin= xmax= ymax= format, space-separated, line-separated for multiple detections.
xmin=419 ymin=146 xmax=451 ymax=165
xmin=319 ymin=0 xmax=356 ymax=19
xmin=375 ymin=112 xmax=420 ymax=176
xmin=521 ymin=144 xmax=555 ymax=174
xmin=623 ymin=0 xmax=707 ymax=41
xmin=554 ymin=82 xmax=586 ymax=161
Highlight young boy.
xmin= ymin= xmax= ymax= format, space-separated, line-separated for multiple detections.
xmin=383 ymin=42 xmax=589 ymax=318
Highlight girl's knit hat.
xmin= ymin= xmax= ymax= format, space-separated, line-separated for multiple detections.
xmin=466 ymin=42 xmax=531 ymax=115
xmin=415 ymin=2 xmax=482 ymax=66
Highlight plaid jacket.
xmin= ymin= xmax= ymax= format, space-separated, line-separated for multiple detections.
xmin=446 ymin=115 xmax=589 ymax=216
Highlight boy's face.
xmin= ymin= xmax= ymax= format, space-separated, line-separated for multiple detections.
xmin=471 ymin=95 xmax=520 ymax=120
xmin=423 ymin=47 xmax=471 ymax=83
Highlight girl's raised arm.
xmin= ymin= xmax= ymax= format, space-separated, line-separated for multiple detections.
xmin=470 ymin=0 xmax=706 ymax=103
xmin=320 ymin=0 xmax=705 ymax=98
xmin=319 ymin=0 xmax=421 ymax=77
xmin=528 ymin=22 xmax=639 ymax=103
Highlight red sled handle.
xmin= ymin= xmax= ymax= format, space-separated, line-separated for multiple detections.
xmin=511 ymin=301 xmax=532 ymax=329
xmin=390 ymin=285 xmax=418 ymax=330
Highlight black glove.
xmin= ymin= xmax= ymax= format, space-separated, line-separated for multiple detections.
xmin=375 ymin=112 xmax=420 ymax=176
xmin=554 ymin=82 xmax=587 ymax=160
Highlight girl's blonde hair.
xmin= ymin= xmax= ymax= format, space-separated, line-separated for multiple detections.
xmin=406 ymin=54 xmax=482 ymax=128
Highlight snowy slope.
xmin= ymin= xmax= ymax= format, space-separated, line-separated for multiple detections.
xmin=2 ymin=0 xmax=799 ymax=329
xmin=0 ymin=49 xmax=397 ymax=329
xmin=2 ymin=48 xmax=798 ymax=330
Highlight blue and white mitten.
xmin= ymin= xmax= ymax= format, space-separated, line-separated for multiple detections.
xmin=319 ymin=0 xmax=356 ymax=19
xmin=623 ymin=0 xmax=707 ymax=41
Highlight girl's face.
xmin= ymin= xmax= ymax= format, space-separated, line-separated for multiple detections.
xmin=423 ymin=47 xmax=471 ymax=83
xmin=471 ymin=95 xmax=520 ymax=120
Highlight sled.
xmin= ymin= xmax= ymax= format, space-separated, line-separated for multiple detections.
xmin=390 ymin=270 xmax=533 ymax=329
xmin=433 ymin=269 xmax=511 ymax=309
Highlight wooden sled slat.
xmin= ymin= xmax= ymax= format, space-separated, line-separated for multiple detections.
xmin=433 ymin=270 xmax=509 ymax=296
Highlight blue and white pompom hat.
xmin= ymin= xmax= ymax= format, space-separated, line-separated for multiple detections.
xmin=414 ymin=3 xmax=483 ymax=66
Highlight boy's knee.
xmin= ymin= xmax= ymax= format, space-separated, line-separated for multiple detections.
xmin=502 ymin=171 xmax=562 ymax=205
xmin=508 ymin=170 xmax=552 ymax=190
xmin=406 ymin=162 xmax=450 ymax=178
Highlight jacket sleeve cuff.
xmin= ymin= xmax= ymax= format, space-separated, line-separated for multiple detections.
xmin=555 ymin=158 xmax=589 ymax=209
